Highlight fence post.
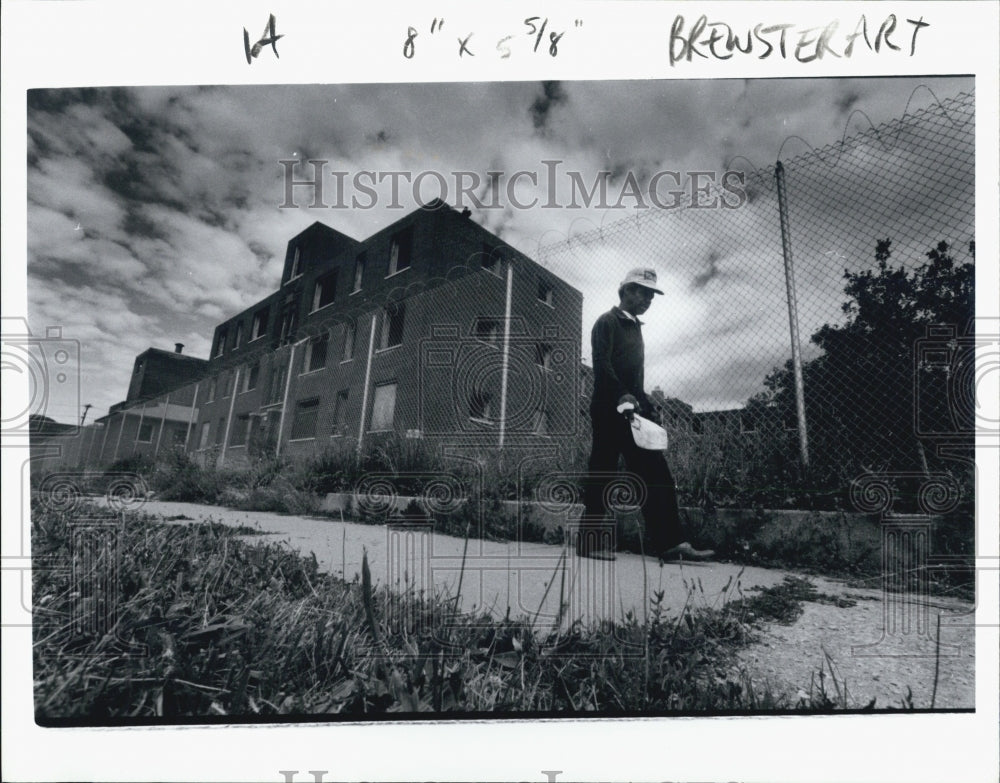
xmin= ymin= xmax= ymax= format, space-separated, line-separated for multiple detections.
xmin=356 ymin=312 xmax=379 ymax=459
xmin=774 ymin=161 xmax=810 ymax=469
xmin=498 ymin=259 xmax=514 ymax=449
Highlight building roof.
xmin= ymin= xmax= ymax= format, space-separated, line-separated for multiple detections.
xmin=138 ymin=347 xmax=209 ymax=365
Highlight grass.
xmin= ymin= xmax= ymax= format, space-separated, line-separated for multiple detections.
xmin=68 ymin=443 xmax=975 ymax=600
xmin=30 ymin=501 xmax=881 ymax=721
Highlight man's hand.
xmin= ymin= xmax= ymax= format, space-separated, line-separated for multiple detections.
xmin=616 ymin=394 xmax=639 ymax=419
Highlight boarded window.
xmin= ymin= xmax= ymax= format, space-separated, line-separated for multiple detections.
xmin=137 ymin=421 xmax=154 ymax=442
xmin=198 ymin=422 xmax=211 ymax=449
xmin=279 ymin=303 xmax=298 ymax=344
xmin=230 ymin=414 xmax=250 ymax=446
xmin=342 ymin=321 xmax=356 ymax=361
xmin=332 ymin=389 xmax=349 ymax=436
xmin=267 ymin=363 xmax=287 ymax=405
xmin=313 ymin=270 xmax=337 ymax=310
xmin=369 ymin=383 xmax=397 ymax=432
xmin=388 ymin=227 xmax=413 ymax=275
xmin=380 ymin=304 xmax=405 ymax=350
xmin=244 ymin=363 xmax=260 ymax=392
xmin=290 ymin=398 xmax=320 ymax=440
xmin=537 ymin=280 xmax=554 ymax=306
xmin=305 ymin=335 xmax=329 ymax=373
xmin=215 ymin=328 xmax=228 ymax=357
xmin=352 ymin=252 xmax=366 ymax=292
xmin=215 ymin=416 xmax=227 ymax=445
xmin=251 ymin=307 xmax=269 ymax=340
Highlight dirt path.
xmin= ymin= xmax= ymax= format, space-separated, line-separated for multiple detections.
xmin=734 ymin=582 xmax=975 ymax=710
xmin=137 ymin=499 xmax=975 ymax=709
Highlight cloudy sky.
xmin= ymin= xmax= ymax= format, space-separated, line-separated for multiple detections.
xmin=26 ymin=76 xmax=974 ymax=422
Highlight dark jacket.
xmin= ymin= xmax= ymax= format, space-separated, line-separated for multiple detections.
xmin=590 ymin=306 xmax=653 ymax=416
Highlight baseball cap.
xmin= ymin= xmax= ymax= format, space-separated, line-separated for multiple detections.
xmin=620 ymin=267 xmax=664 ymax=294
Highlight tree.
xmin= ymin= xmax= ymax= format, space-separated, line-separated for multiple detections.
xmin=748 ymin=238 xmax=974 ymax=486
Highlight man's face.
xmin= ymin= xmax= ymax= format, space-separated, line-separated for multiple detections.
xmin=621 ymin=284 xmax=656 ymax=316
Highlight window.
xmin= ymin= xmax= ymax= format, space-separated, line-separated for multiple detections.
xmin=137 ymin=421 xmax=154 ymax=443
xmin=220 ymin=371 xmax=232 ymax=398
xmin=388 ymin=228 xmax=413 ymax=276
xmin=229 ymin=414 xmax=250 ymax=447
xmin=332 ymin=389 xmax=349 ymax=436
xmin=215 ymin=416 xmax=227 ymax=445
xmin=369 ymin=383 xmax=397 ymax=431
xmin=172 ymin=427 xmax=187 ymax=447
xmin=475 ymin=318 xmax=502 ymax=345
xmin=289 ymin=247 xmax=302 ymax=281
xmin=342 ymin=321 xmax=356 ymax=361
xmin=481 ymin=244 xmax=501 ymax=276
xmin=535 ymin=343 xmax=553 ymax=370
xmin=279 ymin=303 xmax=298 ymax=344
xmin=251 ymin=307 xmax=268 ymax=341
xmin=267 ymin=364 xmax=288 ymax=405
xmin=312 ymin=270 xmax=337 ymax=311
xmin=352 ymin=252 xmax=366 ymax=293
xmin=198 ymin=421 xmax=211 ymax=450
xmin=234 ymin=321 xmax=244 ymax=349
xmin=205 ymin=377 xmax=217 ymax=403
xmin=379 ymin=303 xmax=405 ymax=350
xmin=469 ymin=389 xmax=493 ymax=423
xmin=243 ymin=362 xmax=260 ymax=392
xmin=537 ymin=280 xmax=554 ymax=307
xmin=214 ymin=328 xmax=228 ymax=357
xmin=290 ymin=398 xmax=320 ymax=440
xmin=304 ymin=334 xmax=329 ymax=373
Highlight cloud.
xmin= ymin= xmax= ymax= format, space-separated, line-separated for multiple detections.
xmin=25 ymin=77 xmax=974 ymax=421
xmin=530 ymin=80 xmax=568 ymax=134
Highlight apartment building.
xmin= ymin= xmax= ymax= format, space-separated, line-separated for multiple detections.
xmin=84 ymin=202 xmax=584 ymax=467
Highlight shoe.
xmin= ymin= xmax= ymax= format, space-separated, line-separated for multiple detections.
xmin=659 ymin=542 xmax=715 ymax=561
xmin=576 ymin=547 xmax=616 ymax=561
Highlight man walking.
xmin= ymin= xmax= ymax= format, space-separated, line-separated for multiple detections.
xmin=578 ymin=267 xmax=714 ymax=562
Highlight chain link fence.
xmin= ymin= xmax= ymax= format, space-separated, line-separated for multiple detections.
xmin=532 ymin=89 xmax=976 ymax=508
xmin=48 ymin=90 xmax=976 ymax=515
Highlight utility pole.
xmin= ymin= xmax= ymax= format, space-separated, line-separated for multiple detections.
xmin=80 ymin=403 xmax=92 ymax=427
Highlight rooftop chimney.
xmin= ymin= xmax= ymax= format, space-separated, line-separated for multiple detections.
xmin=174 ymin=343 xmax=184 ymax=354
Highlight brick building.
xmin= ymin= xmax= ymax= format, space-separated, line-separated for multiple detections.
xmin=77 ymin=202 xmax=584 ymax=468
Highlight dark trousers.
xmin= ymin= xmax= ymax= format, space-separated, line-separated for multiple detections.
xmin=582 ymin=409 xmax=683 ymax=553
